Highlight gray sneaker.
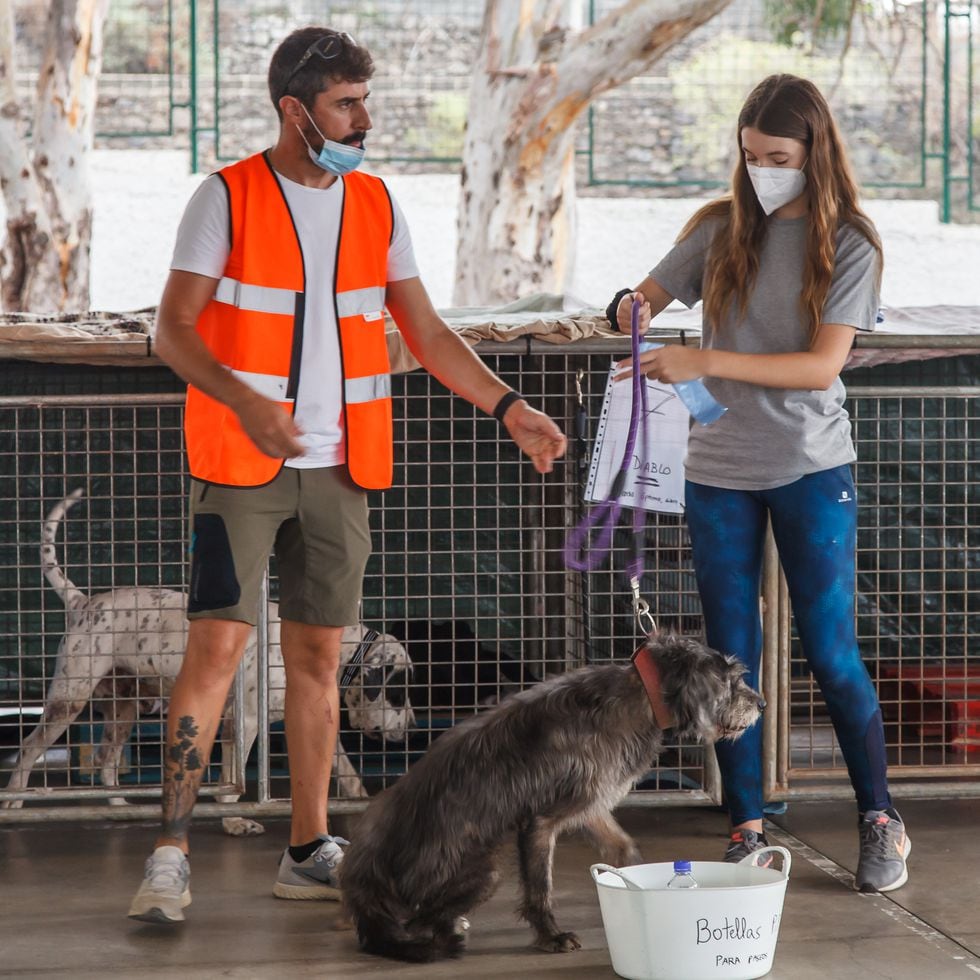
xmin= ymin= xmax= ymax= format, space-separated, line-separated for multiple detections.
xmin=273 ymin=834 xmax=348 ymax=900
xmin=855 ymin=808 xmax=910 ymax=893
xmin=128 ymin=845 xmax=191 ymax=923
xmin=723 ymin=828 xmax=772 ymax=866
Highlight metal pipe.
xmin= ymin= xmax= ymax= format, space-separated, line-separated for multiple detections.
xmin=777 ymin=570 xmax=791 ymax=789
xmin=1 ymin=783 xmax=239 ymax=802
xmin=231 ymin=633 xmax=247 ymax=795
xmin=257 ymin=570 xmax=270 ymax=805
xmin=0 ymin=799 xmax=370 ymax=825
xmin=622 ymin=789 xmax=718 ymax=807
xmin=763 ymin=781 xmax=980 ymax=801
xmin=761 ymin=524 xmax=779 ymax=799
xmin=470 ymin=336 xmax=980 ymax=357
xmin=189 ymin=0 xmax=198 ymax=172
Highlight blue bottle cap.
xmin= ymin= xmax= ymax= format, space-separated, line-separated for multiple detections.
xmin=673 ymin=860 xmax=692 ymax=873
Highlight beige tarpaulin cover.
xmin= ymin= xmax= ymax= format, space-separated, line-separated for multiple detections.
xmin=0 ymin=299 xmax=620 ymax=370
xmin=0 ymin=310 xmax=156 ymax=365
xmin=0 ymin=298 xmax=978 ymax=369
xmin=384 ymin=307 xmax=616 ymax=374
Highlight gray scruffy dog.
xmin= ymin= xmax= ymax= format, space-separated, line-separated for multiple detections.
xmin=340 ymin=633 xmax=763 ymax=961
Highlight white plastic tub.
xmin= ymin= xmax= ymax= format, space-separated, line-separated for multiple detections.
xmin=591 ymin=846 xmax=791 ymax=980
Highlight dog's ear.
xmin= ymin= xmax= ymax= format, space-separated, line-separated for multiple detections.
xmin=651 ymin=636 xmax=730 ymax=741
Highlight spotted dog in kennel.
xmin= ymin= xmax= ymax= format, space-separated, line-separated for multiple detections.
xmin=1 ymin=489 xmax=414 ymax=833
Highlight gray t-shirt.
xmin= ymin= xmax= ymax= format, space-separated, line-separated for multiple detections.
xmin=650 ymin=214 xmax=879 ymax=490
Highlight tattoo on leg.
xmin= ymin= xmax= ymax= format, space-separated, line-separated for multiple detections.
xmin=162 ymin=715 xmax=204 ymax=842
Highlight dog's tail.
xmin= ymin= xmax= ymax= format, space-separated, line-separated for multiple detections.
xmin=41 ymin=488 xmax=86 ymax=612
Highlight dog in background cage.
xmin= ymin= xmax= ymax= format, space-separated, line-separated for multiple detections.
xmin=1 ymin=489 xmax=415 ymax=834
xmin=339 ymin=632 xmax=764 ymax=961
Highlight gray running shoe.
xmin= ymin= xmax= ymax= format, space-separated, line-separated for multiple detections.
xmin=273 ymin=834 xmax=349 ymax=900
xmin=128 ymin=845 xmax=191 ymax=923
xmin=723 ymin=828 xmax=772 ymax=866
xmin=855 ymin=808 xmax=910 ymax=893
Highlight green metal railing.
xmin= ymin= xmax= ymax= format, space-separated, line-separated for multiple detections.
xmin=584 ymin=0 xmax=976 ymax=222
xmin=94 ymin=0 xmax=187 ymax=140
xmin=11 ymin=0 xmax=975 ymax=221
xmin=584 ymin=0 xmax=946 ymax=203
xmin=942 ymin=0 xmax=979 ymax=219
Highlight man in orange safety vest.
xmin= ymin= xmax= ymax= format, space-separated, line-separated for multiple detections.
xmin=128 ymin=26 xmax=566 ymax=925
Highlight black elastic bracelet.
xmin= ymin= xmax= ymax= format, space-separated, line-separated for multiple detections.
xmin=605 ymin=287 xmax=633 ymax=330
xmin=492 ymin=390 xmax=523 ymax=424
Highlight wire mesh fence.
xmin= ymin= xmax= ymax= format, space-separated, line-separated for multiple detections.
xmin=0 ymin=394 xmax=210 ymax=804
xmin=782 ymin=385 xmax=980 ymax=789
xmin=0 ymin=341 xmax=977 ymax=822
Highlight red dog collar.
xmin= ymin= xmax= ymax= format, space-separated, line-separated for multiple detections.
xmin=631 ymin=644 xmax=675 ymax=730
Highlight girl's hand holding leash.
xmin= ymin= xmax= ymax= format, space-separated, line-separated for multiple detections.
xmin=613 ymin=288 xmax=706 ymax=384
xmin=616 ymin=291 xmax=650 ymax=333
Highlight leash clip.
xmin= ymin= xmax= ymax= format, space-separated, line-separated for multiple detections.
xmin=630 ymin=575 xmax=657 ymax=636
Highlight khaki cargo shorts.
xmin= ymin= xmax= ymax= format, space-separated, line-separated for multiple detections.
xmin=186 ymin=465 xmax=372 ymax=627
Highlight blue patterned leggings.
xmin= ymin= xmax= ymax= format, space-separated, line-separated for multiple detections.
xmin=685 ymin=464 xmax=891 ymax=826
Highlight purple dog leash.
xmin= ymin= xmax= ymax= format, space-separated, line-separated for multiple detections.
xmin=564 ymin=299 xmax=657 ymax=634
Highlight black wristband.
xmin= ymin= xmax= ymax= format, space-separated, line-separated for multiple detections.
xmin=492 ymin=390 xmax=523 ymax=424
xmin=605 ymin=287 xmax=633 ymax=330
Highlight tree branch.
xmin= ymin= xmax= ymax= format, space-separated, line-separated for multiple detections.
xmin=558 ymin=0 xmax=733 ymax=102
xmin=481 ymin=0 xmax=567 ymax=72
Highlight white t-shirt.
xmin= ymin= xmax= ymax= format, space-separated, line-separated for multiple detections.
xmin=170 ymin=169 xmax=419 ymax=468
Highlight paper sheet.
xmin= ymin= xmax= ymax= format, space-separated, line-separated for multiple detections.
xmin=584 ymin=362 xmax=690 ymax=515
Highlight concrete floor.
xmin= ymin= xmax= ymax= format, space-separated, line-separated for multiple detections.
xmin=1 ymin=799 xmax=978 ymax=979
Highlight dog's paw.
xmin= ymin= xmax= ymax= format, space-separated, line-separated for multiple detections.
xmin=433 ymin=919 xmax=468 ymax=957
xmin=222 ymin=816 xmax=265 ymax=836
xmin=536 ymin=931 xmax=582 ymax=953
xmin=331 ymin=912 xmax=354 ymax=931
xmin=0 ymin=798 xmax=24 ymax=810
xmin=443 ymin=931 xmax=467 ymax=958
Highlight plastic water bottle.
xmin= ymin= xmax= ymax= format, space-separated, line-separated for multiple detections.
xmin=638 ymin=341 xmax=727 ymax=426
xmin=666 ymin=860 xmax=699 ymax=889
xmin=672 ymin=378 xmax=727 ymax=425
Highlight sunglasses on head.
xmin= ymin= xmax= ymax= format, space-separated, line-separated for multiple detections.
xmin=280 ymin=31 xmax=356 ymax=100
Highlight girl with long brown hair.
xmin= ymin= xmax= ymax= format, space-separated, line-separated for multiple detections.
xmin=609 ymin=73 xmax=909 ymax=893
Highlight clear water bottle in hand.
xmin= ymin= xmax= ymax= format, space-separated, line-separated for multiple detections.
xmin=637 ymin=341 xmax=727 ymax=426
xmin=671 ymin=378 xmax=727 ymax=426
xmin=666 ymin=860 xmax=699 ymax=889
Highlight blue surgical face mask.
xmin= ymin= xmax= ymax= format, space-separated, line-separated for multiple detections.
xmin=297 ymin=104 xmax=365 ymax=176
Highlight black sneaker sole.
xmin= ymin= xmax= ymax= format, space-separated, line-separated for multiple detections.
xmin=128 ymin=907 xmax=184 ymax=924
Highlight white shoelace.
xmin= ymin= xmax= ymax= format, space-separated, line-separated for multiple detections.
xmin=312 ymin=835 xmax=349 ymax=870
xmin=145 ymin=855 xmax=187 ymax=892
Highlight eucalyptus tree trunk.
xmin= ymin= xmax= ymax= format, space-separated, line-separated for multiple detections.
xmin=454 ymin=0 xmax=733 ymax=306
xmin=0 ymin=0 xmax=110 ymax=313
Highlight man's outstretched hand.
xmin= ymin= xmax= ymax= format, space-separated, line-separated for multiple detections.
xmin=501 ymin=401 xmax=567 ymax=475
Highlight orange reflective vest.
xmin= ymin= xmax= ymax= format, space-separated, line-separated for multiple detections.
xmin=184 ymin=151 xmax=395 ymax=489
